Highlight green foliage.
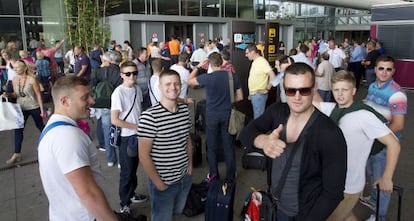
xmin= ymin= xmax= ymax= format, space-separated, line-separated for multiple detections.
xmin=63 ymin=0 xmax=110 ymax=53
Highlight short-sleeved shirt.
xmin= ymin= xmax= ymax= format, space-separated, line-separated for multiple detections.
xmin=248 ymin=56 xmax=273 ymax=95
xmin=111 ymin=84 xmax=143 ymax=137
xmin=316 ymin=60 xmax=335 ymax=91
xmin=36 ymin=59 xmax=50 ymax=77
xmin=197 ymin=70 xmax=241 ymax=114
xmin=320 ymin=102 xmax=391 ymax=193
xmin=149 ymin=75 xmax=161 ymax=106
xmin=74 ymin=52 xmax=91 ymax=79
xmin=170 ymin=64 xmax=190 ymax=99
xmin=364 ymin=50 xmax=380 ymax=69
xmin=38 ymin=114 xmax=108 ymax=221
xmin=138 ymin=103 xmax=191 ymax=184
xmin=328 ymin=48 xmax=345 ymax=68
xmin=365 ymin=79 xmax=407 ymax=137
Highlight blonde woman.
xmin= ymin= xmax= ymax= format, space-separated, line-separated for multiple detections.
xmin=2 ymin=59 xmax=45 ymax=164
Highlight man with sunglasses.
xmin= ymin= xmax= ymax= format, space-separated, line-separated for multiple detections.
xmin=111 ymin=61 xmax=147 ymax=214
xmin=360 ymin=55 xmax=407 ymax=221
xmin=240 ymin=63 xmax=347 ymax=221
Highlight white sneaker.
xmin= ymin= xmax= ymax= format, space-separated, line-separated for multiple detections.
xmin=365 ymin=214 xmax=376 ymax=221
xmin=119 ymin=205 xmax=130 ymax=214
xmin=107 ymin=162 xmax=114 ymax=167
xmin=359 ymin=196 xmax=376 ymax=211
xmin=118 ymin=164 xmax=121 ymax=169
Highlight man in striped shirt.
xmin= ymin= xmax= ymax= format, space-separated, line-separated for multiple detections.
xmin=138 ymin=69 xmax=193 ymax=221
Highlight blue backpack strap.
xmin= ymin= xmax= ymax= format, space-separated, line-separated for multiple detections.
xmin=38 ymin=121 xmax=76 ymax=143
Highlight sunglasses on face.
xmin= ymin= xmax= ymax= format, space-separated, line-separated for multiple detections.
xmin=123 ymin=71 xmax=138 ymax=77
xmin=377 ymin=67 xmax=393 ymax=72
xmin=284 ymin=87 xmax=313 ymax=97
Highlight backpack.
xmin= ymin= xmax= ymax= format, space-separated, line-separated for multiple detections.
xmin=92 ymin=68 xmax=113 ymax=108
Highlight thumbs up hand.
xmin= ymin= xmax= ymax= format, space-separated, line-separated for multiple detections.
xmin=262 ymin=124 xmax=287 ymax=158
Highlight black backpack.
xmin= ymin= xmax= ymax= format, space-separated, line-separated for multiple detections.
xmin=92 ymin=68 xmax=113 ymax=108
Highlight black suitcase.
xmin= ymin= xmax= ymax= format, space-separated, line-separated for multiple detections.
xmin=376 ymin=185 xmax=404 ymax=221
xmin=205 ymin=179 xmax=236 ymax=221
xmin=195 ymin=99 xmax=206 ymax=133
xmin=191 ymin=101 xmax=202 ymax=168
xmin=191 ymin=132 xmax=202 ymax=168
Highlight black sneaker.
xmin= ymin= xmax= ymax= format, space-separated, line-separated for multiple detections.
xmin=130 ymin=194 xmax=148 ymax=203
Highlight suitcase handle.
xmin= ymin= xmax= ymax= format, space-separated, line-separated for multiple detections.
xmin=375 ymin=184 xmax=403 ymax=221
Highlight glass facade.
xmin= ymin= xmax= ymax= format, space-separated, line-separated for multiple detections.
xmin=0 ymin=0 xmax=369 ymax=51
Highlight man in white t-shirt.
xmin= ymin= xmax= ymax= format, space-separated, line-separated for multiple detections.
xmin=327 ymin=38 xmax=346 ymax=71
xmin=38 ymin=76 xmax=118 ymax=221
xmin=149 ymin=58 xmax=162 ymax=106
xmin=313 ymin=70 xmax=400 ymax=221
xmin=170 ymin=53 xmax=190 ymax=99
xmin=111 ymin=61 xmax=147 ymax=213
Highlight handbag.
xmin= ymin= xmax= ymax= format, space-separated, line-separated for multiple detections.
xmin=227 ymin=72 xmax=245 ymax=135
xmin=110 ymin=87 xmax=137 ymax=147
xmin=0 ymin=98 xmax=24 ymax=131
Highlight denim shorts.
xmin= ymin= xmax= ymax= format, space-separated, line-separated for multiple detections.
xmin=148 ymin=173 xmax=192 ymax=220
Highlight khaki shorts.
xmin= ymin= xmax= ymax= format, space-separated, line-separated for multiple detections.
xmin=326 ymin=191 xmax=362 ymax=221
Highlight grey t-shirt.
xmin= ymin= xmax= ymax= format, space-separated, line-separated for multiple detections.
xmin=271 ymin=141 xmax=303 ymax=216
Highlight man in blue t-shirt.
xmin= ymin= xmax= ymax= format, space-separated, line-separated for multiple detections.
xmin=188 ymin=52 xmax=243 ymax=180
xmin=74 ymin=45 xmax=92 ymax=81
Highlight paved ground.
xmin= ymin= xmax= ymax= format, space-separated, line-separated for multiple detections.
xmin=0 ymin=86 xmax=412 ymax=221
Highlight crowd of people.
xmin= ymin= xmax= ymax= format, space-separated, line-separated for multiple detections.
xmin=0 ymin=34 xmax=407 ymax=221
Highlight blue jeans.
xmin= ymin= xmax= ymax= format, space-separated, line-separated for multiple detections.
xmin=367 ymin=148 xmax=389 ymax=221
xmin=15 ymin=108 xmax=45 ymax=153
xmin=96 ymin=118 xmax=105 ymax=147
xmin=100 ymin=109 xmax=117 ymax=163
xmin=251 ymin=93 xmax=268 ymax=119
xmin=205 ymin=112 xmax=236 ymax=179
xmin=365 ymin=68 xmax=376 ymax=86
xmin=119 ymin=135 xmax=138 ymax=207
xmin=148 ymin=174 xmax=192 ymax=220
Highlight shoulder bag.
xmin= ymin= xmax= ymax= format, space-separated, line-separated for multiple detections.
xmin=110 ymin=87 xmax=137 ymax=147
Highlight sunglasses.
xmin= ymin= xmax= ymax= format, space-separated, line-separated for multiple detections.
xmin=377 ymin=67 xmax=393 ymax=72
xmin=285 ymin=87 xmax=313 ymax=97
xmin=123 ymin=71 xmax=138 ymax=77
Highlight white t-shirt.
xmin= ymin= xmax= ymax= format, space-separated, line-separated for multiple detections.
xmin=38 ymin=115 xmax=108 ymax=221
xmin=316 ymin=60 xmax=335 ymax=91
xmin=170 ymin=64 xmax=189 ymax=99
xmin=65 ymin=50 xmax=76 ymax=66
xmin=7 ymin=62 xmax=17 ymax=81
xmin=111 ymin=84 xmax=143 ymax=137
xmin=320 ymin=102 xmax=392 ymax=193
xmin=328 ymin=48 xmax=345 ymax=68
xmin=149 ymin=75 xmax=161 ymax=106
xmin=190 ymin=48 xmax=207 ymax=62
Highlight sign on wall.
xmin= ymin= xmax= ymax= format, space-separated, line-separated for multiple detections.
xmin=265 ymin=22 xmax=279 ymax=64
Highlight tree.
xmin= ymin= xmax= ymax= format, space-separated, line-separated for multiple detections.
xmin=63 ymin=0 xmax=110 ymax=53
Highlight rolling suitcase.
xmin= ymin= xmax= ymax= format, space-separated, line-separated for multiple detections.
xmin=191 ymin=101 xmax=202 ymax=167
xmin=376 ymin=185 xmax=403 ymax=221
xmin=205 ymin=179 xmax=236 ymax=221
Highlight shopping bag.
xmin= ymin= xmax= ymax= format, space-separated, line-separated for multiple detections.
xmin=0 ymin=99 xmax=24 ymax=131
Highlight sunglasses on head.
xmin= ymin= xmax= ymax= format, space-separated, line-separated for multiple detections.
xmin=284 ymin=87 xmax=313 ymax=97
xmin=377 ymin=67 xmax=393 ymax=72
xmin=123 ymin=71 xmax=138 ymax=77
